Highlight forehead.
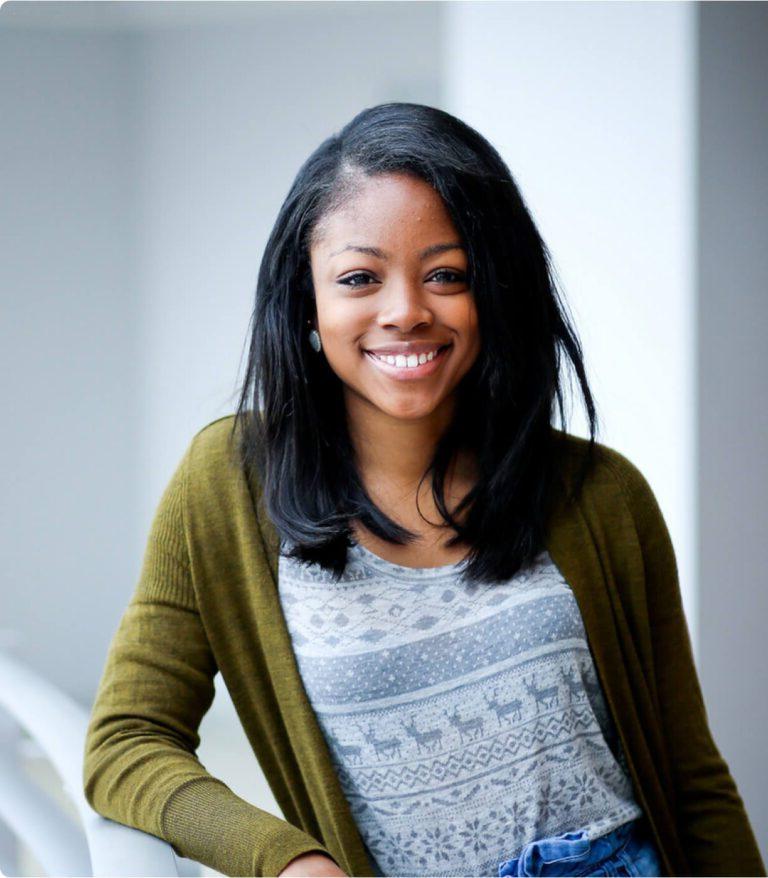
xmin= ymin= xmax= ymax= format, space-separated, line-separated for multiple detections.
xmin=311 ymin=172 xmax=461 ymax=256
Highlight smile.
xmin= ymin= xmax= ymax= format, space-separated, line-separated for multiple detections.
xmin=363 ymin=344 xmax=452 ymax=381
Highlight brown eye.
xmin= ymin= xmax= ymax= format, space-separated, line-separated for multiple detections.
xmin=429 ymin=269 xmax=465 ymax=284
xmin=339 ymin=272 xmax=376 ymax=287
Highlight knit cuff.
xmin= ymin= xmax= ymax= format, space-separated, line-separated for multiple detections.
xmin=161 ymin=776 xmax=338 ymax=877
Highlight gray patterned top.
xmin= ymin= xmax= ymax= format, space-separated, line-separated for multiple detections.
xmin=277 ymin=540 xmax=643 ymax=877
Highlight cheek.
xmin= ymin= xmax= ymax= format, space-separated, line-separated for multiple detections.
xmin=316 ymin=308 xmax=370 ymax=372
xmin=445 ymin=296 xmax=480 ymax=343
xmin=320 ymin=320 xmax=366 ymax=358
xmin=322 ymin=302 xmax=385 ymax=359
xmin=451 ymin=300 xmax=481 ymax=372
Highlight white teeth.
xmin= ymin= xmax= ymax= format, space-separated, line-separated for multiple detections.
xmin=370 ymin=347 xmax=445 ymax=369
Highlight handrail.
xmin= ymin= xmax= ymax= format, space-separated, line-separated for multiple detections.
xmin=0 ymin=649 xmax=182 ymax=876
xmin=0 ymin=748 xmax=91 ymax=876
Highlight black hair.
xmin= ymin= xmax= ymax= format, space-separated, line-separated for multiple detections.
xmin=232 ymin=102 xmax=600 ymax=585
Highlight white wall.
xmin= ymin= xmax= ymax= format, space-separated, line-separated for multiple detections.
xmin=443 ymin=0 xmax=697 ymax=649
xmin=0 ymin=25 xmax=143 ymax=705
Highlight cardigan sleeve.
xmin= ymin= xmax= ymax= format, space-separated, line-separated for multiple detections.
xmin=82 ymin=444 xmax=341 ymax=877
xmin=613 ymin=455 xmax=766 ymax=877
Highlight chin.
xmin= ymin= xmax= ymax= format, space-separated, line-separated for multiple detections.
xmin=377 ymin=399 xmax=445 ymax=420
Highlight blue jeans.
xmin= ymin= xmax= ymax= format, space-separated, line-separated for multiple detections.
xmin=497 ymin=817 xmax=663 ymax=877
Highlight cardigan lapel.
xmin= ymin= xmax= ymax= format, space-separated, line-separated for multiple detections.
xmin=255 ymin=504 xmax=378 ymax=878
xmin=545 ymin=488 xmax=686 ymax=877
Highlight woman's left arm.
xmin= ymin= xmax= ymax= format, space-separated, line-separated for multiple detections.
xmin=615 ymin=456 xmax=766 ymax=877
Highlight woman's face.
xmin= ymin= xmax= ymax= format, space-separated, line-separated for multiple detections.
xmin=308 ymin=172 xmax=481 ymax=423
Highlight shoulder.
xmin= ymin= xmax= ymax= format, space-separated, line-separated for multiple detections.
xmin=180 ymin=414 xmax=245 ymax=495
xmin=189 ymin=413 xmax=239 ymax=458
xmin=182 ymin=413 xmax=278 ymax=562
xmin=550 ymin=428 xmax=661 ymax=526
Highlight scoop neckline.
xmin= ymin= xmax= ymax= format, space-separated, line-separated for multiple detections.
xmin=348 ymin=538 xmax=469 ymax=578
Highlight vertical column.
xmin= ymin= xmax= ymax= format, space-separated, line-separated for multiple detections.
xmin=697 ymin=1 xmax=768 ymax=855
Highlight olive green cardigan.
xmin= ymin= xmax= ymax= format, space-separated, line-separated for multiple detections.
xmin=82 ymin=415 xmax=765 ymax=877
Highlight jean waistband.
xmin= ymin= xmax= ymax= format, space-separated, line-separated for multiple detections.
xmin=498 ymin=819 xmax=637 ymax=877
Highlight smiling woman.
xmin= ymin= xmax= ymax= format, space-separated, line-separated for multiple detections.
xmin=83 ymin=102 xmax=765 ymax=878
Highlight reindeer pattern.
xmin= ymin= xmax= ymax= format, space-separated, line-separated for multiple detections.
xmin=277 ymin=541 xmax=643 ymax=877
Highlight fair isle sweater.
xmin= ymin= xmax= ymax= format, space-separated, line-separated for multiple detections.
xmin=278 ymin=538 xmax=643 ymax=877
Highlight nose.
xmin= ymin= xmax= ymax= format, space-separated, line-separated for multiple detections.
xmin=375 ymin=277 xmax=434 ymax=332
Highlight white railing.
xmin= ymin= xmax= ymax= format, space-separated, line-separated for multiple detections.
xmin=0 ymin=645 xmax=202 ymax=877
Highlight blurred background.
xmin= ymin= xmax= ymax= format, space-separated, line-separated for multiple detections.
xmin=0 ymin=1 xmax=766 ymax=874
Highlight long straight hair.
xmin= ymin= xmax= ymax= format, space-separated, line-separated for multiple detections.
xmin=232 ymin=102 xmax=600 ymax=584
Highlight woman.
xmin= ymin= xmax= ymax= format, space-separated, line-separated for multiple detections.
xmin=83 ymin=103 xmax=765 ymax=878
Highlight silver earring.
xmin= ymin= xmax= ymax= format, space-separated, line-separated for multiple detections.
xmin=309 ymin=328 xmax=322 ymax=352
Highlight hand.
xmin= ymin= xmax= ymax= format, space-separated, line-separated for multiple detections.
xmin=277 ymin=851 xmax=349 ymax=877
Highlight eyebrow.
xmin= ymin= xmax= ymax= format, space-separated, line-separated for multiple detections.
xmin=328 ymin=242 xmax=466 ymax=260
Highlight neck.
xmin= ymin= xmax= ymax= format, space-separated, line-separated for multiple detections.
xmin=344 ymin=390 xmax=475 ymax=504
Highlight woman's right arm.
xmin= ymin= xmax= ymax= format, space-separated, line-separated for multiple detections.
xmin=82 ymin=444 xmax=342 ymax=877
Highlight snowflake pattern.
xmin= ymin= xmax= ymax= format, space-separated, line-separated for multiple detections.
xmin=567 ymin=771 xmax=602 ymax=808
xmin=536 ymin=779 xmax=569 ymax=823
xmin=458 ymin=816 xmax=487 ymax=858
